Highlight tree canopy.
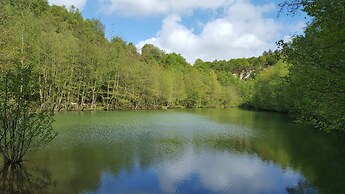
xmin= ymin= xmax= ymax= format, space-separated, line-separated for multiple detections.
xmin=1 ymin=0 xmax=344 ymax=132
xmin=276 ymin=0 xmax=345 ymax=131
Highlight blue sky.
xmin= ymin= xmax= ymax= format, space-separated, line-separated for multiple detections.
xmin=48 ymin=0 xmax=308 ymax=63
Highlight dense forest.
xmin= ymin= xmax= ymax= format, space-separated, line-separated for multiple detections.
xmin=0 ymin=0 xmax=344 ymax=131
xmin=0 ymin=0 xmax=264 ymax=111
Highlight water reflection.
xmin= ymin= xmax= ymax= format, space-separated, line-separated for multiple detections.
xmin=0 ymin=163 xmax=56 ymax=194
xmin=155 ymin=146 xmax=302 ymax=193
xmin=287 ymin=180 xmax=318 ymax=194
xmin=30 ymin=109 xmax=345 ymax=193
xmin=86 ymin=145 xmax=309 ymax=194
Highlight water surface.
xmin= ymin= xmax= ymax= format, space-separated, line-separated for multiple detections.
xmin=2 ymin=109 xmax=345 ymax=193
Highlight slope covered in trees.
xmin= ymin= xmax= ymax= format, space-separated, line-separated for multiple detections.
xmin=1 ymin=0 xmax=280 ymax=112
xmin=194 ymin=0 xmax=345 ymax=132
xmin=249 ymin=0 xmax=345 ymax=131
xmin=0 ymin=0 xmax=247 ymax=111
xmin=0 ymin=0 xmax=344 ymax=132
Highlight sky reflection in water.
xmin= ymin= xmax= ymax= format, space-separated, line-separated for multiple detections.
xmin=30 ymin=109 xmax=339 ymax=194
xmin=88 ymin=145 xmax=306 ymax=194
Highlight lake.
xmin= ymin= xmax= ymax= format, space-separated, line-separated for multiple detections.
xmin=2 ymin=109 xmax=345 ymax=193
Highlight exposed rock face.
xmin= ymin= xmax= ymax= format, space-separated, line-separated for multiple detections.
xmin=233 ymin=69 xmax=255 ymax=80
xmin=242 ymin=70 xmax=254 ymax=80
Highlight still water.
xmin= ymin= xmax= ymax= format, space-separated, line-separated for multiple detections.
xmin=2 ymin=109 xmax=345 ymax=193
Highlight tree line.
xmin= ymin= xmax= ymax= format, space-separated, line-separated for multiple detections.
xmin=0 ymin=0 xmax=344 ymax=132
xmin=249 ymin=0 xmax=345 ymax=131
xmin=0 ymin=0 xmax=254 ymax=112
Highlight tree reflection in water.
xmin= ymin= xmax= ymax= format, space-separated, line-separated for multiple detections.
xmin=0 ymin=163 xmax=56 ymax=194
xmin=287 ymin=179 xmax=318 ymax=194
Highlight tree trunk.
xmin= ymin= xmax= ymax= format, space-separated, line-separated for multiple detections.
xmin=91 ymin=80 xmax=97 ymax=110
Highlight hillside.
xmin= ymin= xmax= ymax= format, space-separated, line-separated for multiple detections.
xmin=1 ymin=0 xmax=344 ymax=131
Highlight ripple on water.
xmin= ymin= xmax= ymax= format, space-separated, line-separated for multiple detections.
xmin=51 ymin=115 xmax=257 ymax=150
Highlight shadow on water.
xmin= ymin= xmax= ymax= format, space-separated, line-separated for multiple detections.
xmin=0 ymin=163 xmax=56 ymax=194
xmin=287 ymin=179 xmax=318 ymax=194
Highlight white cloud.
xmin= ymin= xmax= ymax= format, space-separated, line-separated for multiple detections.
xmin=98 ymin=0 xmax=233 ymax=16
xmin=48 ymin=0 xmax=87 ymax=11
xmin=291 ymin=21 xmax=307 ymax=34
xmin=137 ymin=1 xmax=281 ymax=63
xmin=87 ymin=146 xmax=304 ymax=194
xmin=281 ymin=21 xmax=307 ymax=44
xmin=155 ymin=146 xmax=303 ymax=193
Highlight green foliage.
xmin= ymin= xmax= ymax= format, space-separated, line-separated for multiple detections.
xmin=278 ymin=0 xmax=345 ymax=131
xmin=141 ymin=44 xmax=166 ymax=65
xmin=0 ymin=0 xmax=49 ymax=15
xmin=6 ymin=0 xmax=343 ymax=134
xmin=251 ymin=61 xmax=290 ymax=112
xmin=164 ymin=53 xmax=190 ymax=70
xmin=0 ymin=65 xmax=57 ymax=164
xmin=244 ymin=0 xmax=345 ymax=131
xmin=0 ymin=2 xmax=251 ymax=111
